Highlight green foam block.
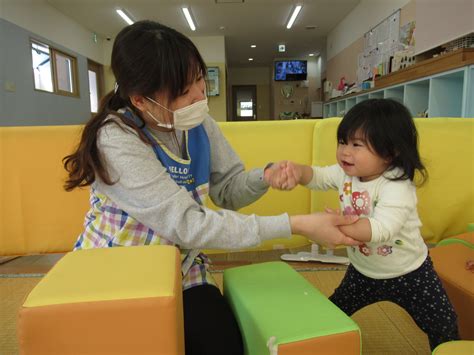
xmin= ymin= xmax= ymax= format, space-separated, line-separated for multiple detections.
xmin=223 ymin=262 xmax=360 ymax=354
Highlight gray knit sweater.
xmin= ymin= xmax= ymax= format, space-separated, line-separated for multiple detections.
xmin=93 ymin=114 xmax=291 ymax=250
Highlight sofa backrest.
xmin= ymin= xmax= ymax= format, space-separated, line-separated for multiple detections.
xmin=0 ymin=120 xmax=318 ymax=256
xmin=0 ymin=125 xmax=89 ymax=255
xmin=311 ymin=117 xmax=474 ymax=243
xmin=210 ymin=120 xmax=318 ymax=251
xmin=1 ymin=118 xmax=472 ymax=255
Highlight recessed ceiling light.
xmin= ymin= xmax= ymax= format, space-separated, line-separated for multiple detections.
xmin=248 ymin=58 xmax=254 ymax=61
xmin=286 ymin=5 xmax=302 ymax=29
xmin=251 ymin=44 xmax=256 ymax=48
xmin=309 ymin=53 xmax=315 ymax=56
xmin=182 ymin=7 xmax=196 ymax=31
xmin=116 ymin=9 xmax=134 ymax=25
xmin=219 ymin=26 xmax=225 ymax=30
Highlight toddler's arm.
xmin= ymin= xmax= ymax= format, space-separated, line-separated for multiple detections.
xmin=325 ymin=207 xmax=372 ymax=242
xmin=338 ymin=219 xmax=372 ymax=242
xmin=283 ymin=161 xmax=313 ymax=188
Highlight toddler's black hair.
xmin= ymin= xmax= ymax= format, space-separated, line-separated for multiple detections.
xmin=337 ymin=98 xmax=427 ymax=185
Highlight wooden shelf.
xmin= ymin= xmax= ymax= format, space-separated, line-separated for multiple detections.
xmin=323 ymin=62 xmax=473 ymax=118
xmin=375 ymin=48 xmax=474 ymax=89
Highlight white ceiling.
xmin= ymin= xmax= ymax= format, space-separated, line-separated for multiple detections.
xmin=46 ymin=0 xmax=360 ymax=67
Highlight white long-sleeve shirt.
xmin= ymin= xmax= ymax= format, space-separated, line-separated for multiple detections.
xmin=307 ymin=164 xmax=427 ymax=279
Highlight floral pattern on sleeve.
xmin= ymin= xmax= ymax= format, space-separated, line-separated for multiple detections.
xmin=359 ymin=243 xmax=372 ymax=256
xmin=377 ymin=245 xmax=393 ymax=256
xmin=351 ymin=191 xmax=371 ymax=216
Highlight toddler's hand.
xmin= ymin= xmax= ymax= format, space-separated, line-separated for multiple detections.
xmin=264 ymin=161 xmax=289 ymax=190
xmin=281 ymin=161 xmax=303 ymax=190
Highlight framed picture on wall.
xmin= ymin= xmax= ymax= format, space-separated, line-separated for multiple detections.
xmin=207 ymin=67 xmax=219 ymax=96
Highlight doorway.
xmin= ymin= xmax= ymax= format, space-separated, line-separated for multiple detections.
xmin=87 ymin=59 xmax=104 ymax=114
xmin=232 ymin=85 xmax=257 ymax=121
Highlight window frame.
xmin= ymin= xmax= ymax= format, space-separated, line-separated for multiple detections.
xmin=31 ymin=39 xmax=80 ymax=98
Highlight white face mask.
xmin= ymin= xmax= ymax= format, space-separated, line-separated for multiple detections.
xmin=145 ymin=96 xmax=208 ymax=131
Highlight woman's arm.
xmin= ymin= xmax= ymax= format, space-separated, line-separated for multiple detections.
xmin=204 ymin=116 xmax=270 ymax=210
xmin=96 ymin=121 xmax=290 ymax=250
xmin=96 ymin=119 xmax=360 ymax=250
xmin=290 ymin=213 xmax=360 ymax=248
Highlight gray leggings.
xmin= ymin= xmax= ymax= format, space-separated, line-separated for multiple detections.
xmin=329 ymin=255 xmax=459 ymax=350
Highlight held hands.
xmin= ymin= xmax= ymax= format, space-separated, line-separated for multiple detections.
xmin=264 ymin=161 xmax=304 ymax=190
xmin=290 ymin=212 xmax=361 ymax=248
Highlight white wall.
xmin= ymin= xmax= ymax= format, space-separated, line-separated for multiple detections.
xmin=191 ymin=36 xmax=226 ymax=63
xmin=327 ymin=0 xmax=411 ymax=60
xmin=0 ymin=0 xmax=106 ymax=64
xmin=228 ymin=67 xmax=271 ymax=85
xmin=415 ymin=0 xmax=474 ymax=54
xmin=103 ymin=35 xmax=226 ymax=67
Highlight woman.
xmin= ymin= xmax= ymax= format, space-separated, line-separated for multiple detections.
xmin=63 ymin=20 xmax=358 ymax=355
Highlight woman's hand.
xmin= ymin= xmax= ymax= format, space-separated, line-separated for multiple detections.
xmin=264 ymin=161 xmax=288 ymax=189
xmin=264 ymin=160 xmax=303 ymax=190
xmin=281 ymin=161 xmax=303 ymax=190
xmin=290 ymin=212 xmax=360 ymax=248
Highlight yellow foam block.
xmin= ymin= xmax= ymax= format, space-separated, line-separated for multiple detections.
xmin=18 ymin=245 xmax=184 ymax=355
xmin=430 ymin=233 xmax=474 ymax=340
xmin=432 ymin=340 xmax=474 ymax=354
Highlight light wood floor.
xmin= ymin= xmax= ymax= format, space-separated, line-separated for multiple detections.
xmin=0 ymin=250 xmax=431 ymax=354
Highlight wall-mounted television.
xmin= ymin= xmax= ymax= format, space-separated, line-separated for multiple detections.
xmin=274 ymin=60 xmax=307 ymax=81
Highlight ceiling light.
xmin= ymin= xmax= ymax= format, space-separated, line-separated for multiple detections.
xmin=286 ymin=5 xmax=302 ymax=29
xmin=116 ymin=9 xmax=134 ymax=25
xmin=309 ymin=53 xmax=315 ymax=56
xmin=182 ymin=7 xmax=196 ymax=31
xmin=251 ymin=44 xmax=256 ymax=48
xmin=248 ymin=58 xmax=254 ymax=61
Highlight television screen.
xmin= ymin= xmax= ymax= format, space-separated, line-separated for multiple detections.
xmin=274 ymin=60 xmax=307 ymax=81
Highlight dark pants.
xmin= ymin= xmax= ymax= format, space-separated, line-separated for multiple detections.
xmin=329 ymin=256 xmax=459 ymax=350
xmin=183 ymin=284 xmax=244 ymax=355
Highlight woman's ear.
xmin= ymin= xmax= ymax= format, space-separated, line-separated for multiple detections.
xmin=129 ymin=94 xmax=147 ymax=111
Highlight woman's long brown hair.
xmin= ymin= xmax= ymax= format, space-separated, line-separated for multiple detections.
xmin=63 ymin=20 xmax=207 ymax=191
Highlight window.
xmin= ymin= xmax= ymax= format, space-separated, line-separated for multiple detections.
xmin=31 ymin=40 xmax=79 ymax=97
xmin=87 ymin=59 xmax=104 ymax=114
xmin=239 ymin=100 xmax=253 ymax=117
xmin=88 ymin=70 xmax=98 ymax=113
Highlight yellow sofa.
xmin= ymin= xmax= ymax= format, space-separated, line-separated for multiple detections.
xmin=1 ymin=118 xmax=473 ymax=256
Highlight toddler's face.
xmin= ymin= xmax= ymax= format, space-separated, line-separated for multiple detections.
xmin=336 ymin=131 xmax=390 ymax=182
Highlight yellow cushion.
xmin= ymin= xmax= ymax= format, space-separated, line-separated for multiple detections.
xmin=311 ymin=117 xmax=474 ymax=243
xmin=416 ymin=118 xmax=474 ymax=242
xmin=23 ymin=246 xmax=177 ymax=307
xmin=206 ymin=120 xmax=318 ymax=251
xmin=18 ymin=245 xmax=184 ymax=355
xmin=0 ymin=125 xmax=89 ymax=255
xmin=432 ymin=340 xmax=474 ymax=354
